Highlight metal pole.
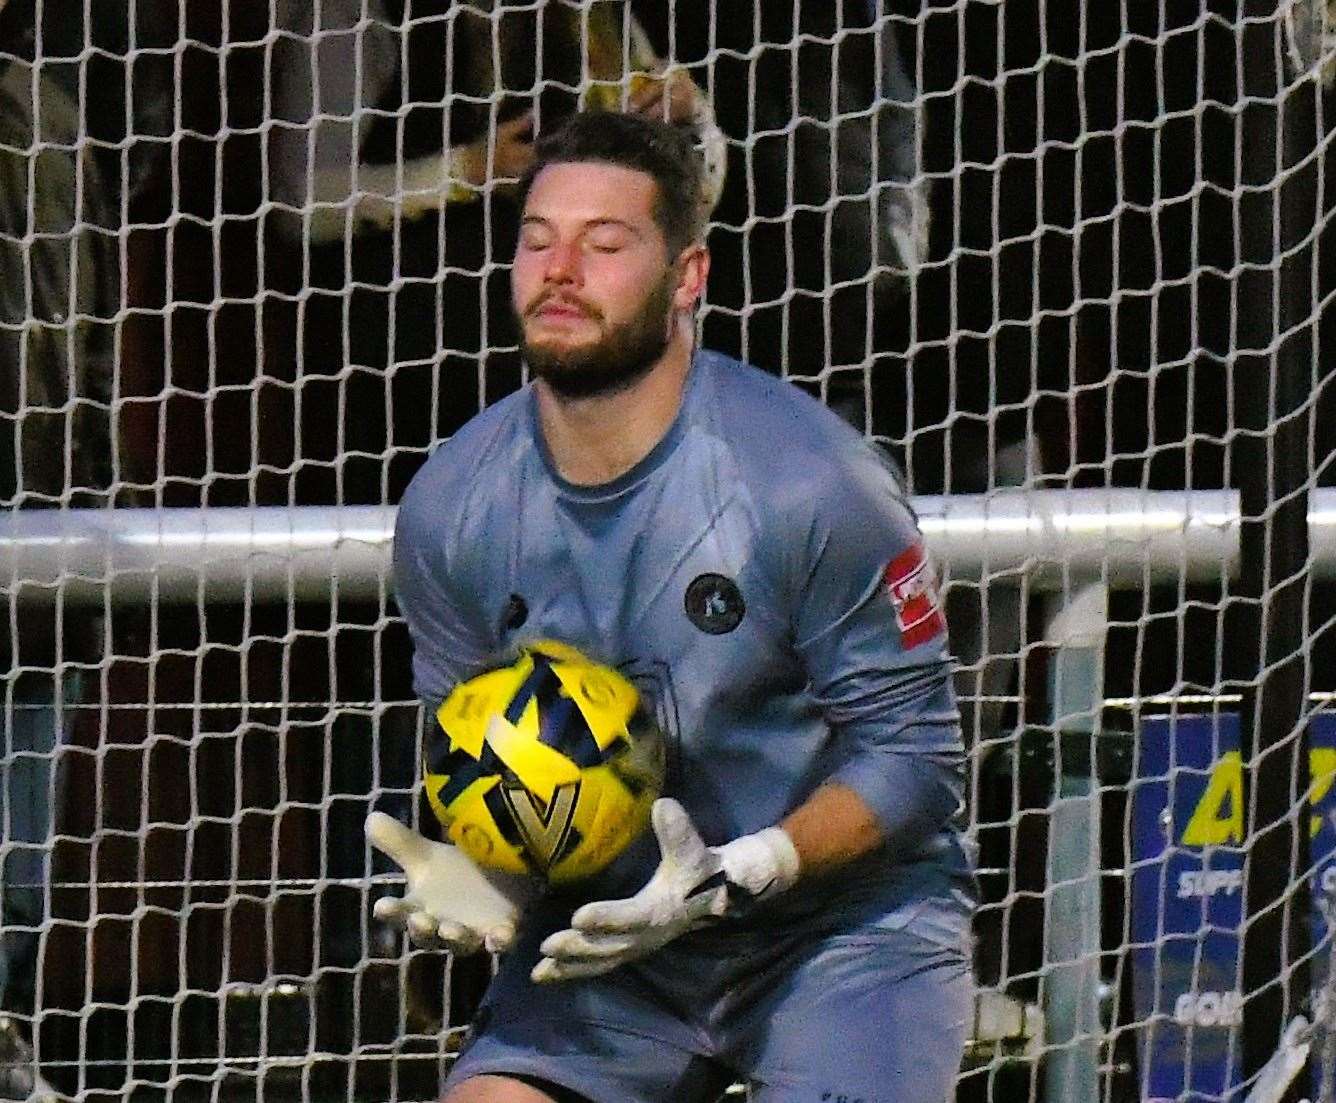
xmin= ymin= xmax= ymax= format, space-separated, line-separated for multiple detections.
xmin=1237 ymin=4 xmax=1316 ymax=1098
xmin=4 ymin=491 xmax=1336 ymax=604
xmin=1042 ymin=581 xmax=1108 ymax=1103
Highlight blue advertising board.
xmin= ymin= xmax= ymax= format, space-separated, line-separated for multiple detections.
xmin=1131 ymin=713 xmax=1336 ymax=1101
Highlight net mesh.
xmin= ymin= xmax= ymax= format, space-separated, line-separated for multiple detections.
xmin=1 ymin=1 xmax=1334 ymax=1100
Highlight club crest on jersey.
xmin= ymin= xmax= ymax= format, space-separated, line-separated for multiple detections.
xmin=499 ymin=593 xmax=529 ymax=632
xmin=684 ymin=573 xmax=745 ymax=634
xmin=884 ymin=544 xmax=945 ymax=649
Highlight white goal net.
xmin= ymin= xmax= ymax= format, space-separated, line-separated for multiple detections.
xmin=2 ymin=2 xmax=1334 ymax=1101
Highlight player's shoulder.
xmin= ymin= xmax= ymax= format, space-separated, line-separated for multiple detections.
xmin=695 ymin=350 xmax=907 ymax=505
xmin=397 ymin=387 xmax=531 ymax=530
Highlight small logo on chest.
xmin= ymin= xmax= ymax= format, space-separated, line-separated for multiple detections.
xmin=499 ymin=593 xmax=529 ymax=632
xmin=684 ymin=573 xmax=745 ymax=635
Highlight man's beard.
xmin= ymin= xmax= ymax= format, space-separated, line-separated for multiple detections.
xmin=518 ymin=273 xmax=675 ymax=401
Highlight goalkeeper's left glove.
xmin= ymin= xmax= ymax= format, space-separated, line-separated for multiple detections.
xmin=531 ymin=797 xmax=801 ymax=983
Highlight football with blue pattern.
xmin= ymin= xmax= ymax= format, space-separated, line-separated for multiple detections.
xmin=424 ymin=640 xmax=665 ymax=883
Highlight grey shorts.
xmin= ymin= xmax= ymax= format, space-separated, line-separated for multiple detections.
xmin=445 ymin=918 xmax=973 ymax=1103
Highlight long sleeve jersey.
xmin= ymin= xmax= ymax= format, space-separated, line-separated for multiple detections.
xmin=394 ymin=349 xmax=975 ymax=947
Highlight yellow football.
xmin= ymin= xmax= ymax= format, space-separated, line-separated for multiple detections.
xmin=423 ymin=640 xmax=665 ymax=884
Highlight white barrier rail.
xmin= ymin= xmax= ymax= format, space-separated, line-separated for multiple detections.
xmin=2 ymin=489 xmax=1333 ymax=604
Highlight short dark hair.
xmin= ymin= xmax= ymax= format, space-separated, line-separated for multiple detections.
xmin=517 ymin=110 xmax=708 ymax=254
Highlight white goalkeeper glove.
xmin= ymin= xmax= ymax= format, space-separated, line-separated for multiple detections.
xmin=531 ymin=797 xmax=801 ymax=983
xmin=366 ymin=811 xmax=534 ymax=955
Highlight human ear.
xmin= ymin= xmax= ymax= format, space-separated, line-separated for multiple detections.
xmin=672 ymin=244 xmax=710 ymax=311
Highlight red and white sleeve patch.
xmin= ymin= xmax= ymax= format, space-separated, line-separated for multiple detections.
xmin=884 ymin=543 xmax=945 ymax=650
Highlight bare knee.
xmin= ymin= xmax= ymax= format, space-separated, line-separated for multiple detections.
xmin=442 ymin=1074 xmax=565 ymax=1103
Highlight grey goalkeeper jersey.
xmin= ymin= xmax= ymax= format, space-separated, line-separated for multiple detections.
xmin=394 ymin=349 xmax=975 ymax=946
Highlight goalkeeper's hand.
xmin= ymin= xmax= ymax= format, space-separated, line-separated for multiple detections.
xmin=366 ymin=812 xmax=534 ymax=955
xmin=531 ymin=798 xmax=800 ymax=983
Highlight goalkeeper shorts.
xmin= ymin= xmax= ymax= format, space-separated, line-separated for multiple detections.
xmin=444 ymin=919 xmax=973 ymax=1103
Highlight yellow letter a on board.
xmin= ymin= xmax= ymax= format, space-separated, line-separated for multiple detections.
xmin=1180 ymin=752 xmax=1243 ymax=846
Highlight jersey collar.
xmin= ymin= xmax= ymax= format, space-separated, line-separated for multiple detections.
xmin=529 ymin=348 xmax=709 ymax=502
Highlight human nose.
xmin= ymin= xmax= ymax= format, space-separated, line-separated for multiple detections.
xmin=542 ymin=238 xmax=583 ymax=285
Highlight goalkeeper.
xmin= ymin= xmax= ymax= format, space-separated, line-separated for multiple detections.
xmin=376 ymin=110 xmax=976 ymax=1103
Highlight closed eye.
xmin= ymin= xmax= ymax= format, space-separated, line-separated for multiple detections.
xmin=519 ymin=222 xmax=554 ymax=251
xmin=584 ymin=220 xmax=637 ymax=252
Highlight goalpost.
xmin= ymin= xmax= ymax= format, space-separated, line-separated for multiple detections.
xmin=2 ymin=2 xmax=1334 ymax=1101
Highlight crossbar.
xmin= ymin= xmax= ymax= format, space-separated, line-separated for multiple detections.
xmin=2 ymin=489 xmax=1334 ymax=604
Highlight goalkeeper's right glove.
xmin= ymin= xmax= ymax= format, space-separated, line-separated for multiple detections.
xmin=366 ymin=811 xmax=534 ymax=955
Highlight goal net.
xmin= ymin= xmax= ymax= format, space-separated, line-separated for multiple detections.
xmin=1 ymin=2 xmax=1334 ymax=1101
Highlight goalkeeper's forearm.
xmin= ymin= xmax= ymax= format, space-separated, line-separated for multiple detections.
xmin=778 ymin=781 xmax=887 ymax=879
xmin=783 ymin=752 xmax=963 ymax=878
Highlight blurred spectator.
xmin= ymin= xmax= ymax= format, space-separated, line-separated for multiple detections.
xmin=259 ymin=1 xmax=725 ymax=512
xmin=267 ymin=0 xmax=724 ymax=245
xmin=0 ymin=49 xmax=113 ymax=1103
xmin=0 ymin=0 xmax=167 ymax=1093
xmin=262 ymin=2 xmax=726 ymax=514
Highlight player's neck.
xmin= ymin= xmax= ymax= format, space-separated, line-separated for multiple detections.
xmin=535 ymin=327 xmax=694 ymax=488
